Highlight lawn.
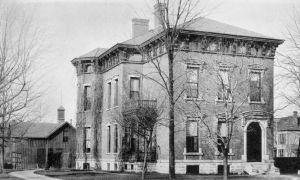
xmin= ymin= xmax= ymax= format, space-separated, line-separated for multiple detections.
xmin=35 ymin=170 xmax=299 ymax=180
xmin=0 ymin=173 xmax=23 ymax=180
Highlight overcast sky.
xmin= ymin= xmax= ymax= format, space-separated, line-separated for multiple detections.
xmin=17 ymin=0 xmax=299 ymax=124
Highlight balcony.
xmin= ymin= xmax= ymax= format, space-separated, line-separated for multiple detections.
xmin=122 ymin=100 xmax=157 ymax=115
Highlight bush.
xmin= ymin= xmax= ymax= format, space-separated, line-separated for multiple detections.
xmin=4 ymin=163 xmax=13 ymax=169
xmin=274 ymin=157 xmax=300 ymax=174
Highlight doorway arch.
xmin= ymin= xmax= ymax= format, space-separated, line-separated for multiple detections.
xmin=246 ymin=122 xmax=261 ymax=162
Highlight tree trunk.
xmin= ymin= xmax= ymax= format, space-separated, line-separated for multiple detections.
xmin=223 ymin=150 xmax=228 ymax=180
xmin=168 ymin=48 xmax=175 ymax=180
xmin=142 ymin=138 xmax=152 ymax=180
xmin=1 ymin=115 xmax=5 ymax=173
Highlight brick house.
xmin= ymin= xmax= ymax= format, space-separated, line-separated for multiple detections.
xmin=71 ymin=3 xmax=283 ymax=174
xmin=275 ymin=111 xmax=300 ymax=157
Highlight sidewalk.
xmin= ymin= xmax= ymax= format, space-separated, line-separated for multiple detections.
xmin=9 ymin=169 xmax=61 ymax=180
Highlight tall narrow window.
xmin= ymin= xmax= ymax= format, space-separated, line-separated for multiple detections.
xmin=186 ymin=120 xmax=198 ymax=153
xmin=217 ymin=121 xmax=227 ymax=153
xmin=114 ymin=124 xmax=118 ymax=153
xmin=186 ymin=66 xmax=199 ymax=98
xmin=130 ymin=77 xmax=140 ymax=99
xmin=63 ymin=128 xmax=69 ymax=142
xmin=108 ymin=82 xmax=112 ymax=108
xmin=279 ymin=133 xmax=286 ymax=145
xmin=249 ymin=72 xmax=262 ymax=102
xmin=84 ymin=127 xmax=91 ymax=153
xmin=114 ymin=79 xmax=118 ymax=106
xmin=107 ymin=125 xmax=111 ymax=153
xmin=278 ymin=149 xmax=284 ymax=157
xmin=83 ymin=86 xmax=91 ymax=111
xmin=217 ymin=70 xmax=229 ymax=100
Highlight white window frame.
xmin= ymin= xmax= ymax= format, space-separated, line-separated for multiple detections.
xmin=113 ymin=77 xmax=119 ymax=107
xmin=83 ymin=84 xmax=92 ymax=111
xmin=129 ymin=75 xmax=141 ymax=100
xmin=215 ymin=65 xmax=234 ymax=103
xmin=184 ymin=63 xmax=202 ymax=101
xmin=248 ymin=67 xmax=265 ymax=104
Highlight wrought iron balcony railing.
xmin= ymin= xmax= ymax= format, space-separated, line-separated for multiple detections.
xmin=122 ymin=100 xmax=157 ymax=114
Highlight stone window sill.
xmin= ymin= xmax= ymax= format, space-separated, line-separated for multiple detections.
xmin=249 ymin=101 xmax=266 ymax=104
xmin=183 ymin=152 xmax=204 ymax=156
xmin=184 ymin=97 xmax=204 ymax=102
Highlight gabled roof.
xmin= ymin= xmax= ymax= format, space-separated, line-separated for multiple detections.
xmin=11 ymin=121 xmax=73 ymax=139
xmin=277 ymin=116 xmax=300 ymax=131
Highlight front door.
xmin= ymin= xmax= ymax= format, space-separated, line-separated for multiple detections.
xmin=247 ymin=122 xmax=261 ymax=162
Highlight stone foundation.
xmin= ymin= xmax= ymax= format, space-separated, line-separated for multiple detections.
xmin=76 ymin=158 xmax=275 ymax=175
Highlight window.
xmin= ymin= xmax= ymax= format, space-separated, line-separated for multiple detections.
xmin=114 ymin=124 xmax=118 ymax=153
xmin=84 ymin=127 xmax=91 ymax=153
xmin=125 ymin=127 xmax=135 ymax=151
xmin=107 ymin=125 xmax=111 ymax=153
xmin=114 ymin=79 xmax=118 ymax=106
xmin=83 ymin=63 xmax=93 ymax=73
xmin=108 ymin=82 xmax=112 ymax=108
xmin=279 ymin=134 xmax=286 ymax=145
xmin=63 ymin=128 xmax=68 ymax=142
xmin=130 ymin=77 xmax=140 ymax=99
xmin=186 ymin=120 xmax=198 ymax=153
xmin=83 ymin=86 xmax=92 ymax=111
xmin=217 ymin=70 xmax=230 ymax=101
xmin=186 ymin=66 xmax=199 ymax=98
xmin=217 ymin=121 xmax=227 ymax=153
xmin=278 ymin=149 xmax=284 ymax=157
xmin=249 ymin=72 xmax=262 ymax=102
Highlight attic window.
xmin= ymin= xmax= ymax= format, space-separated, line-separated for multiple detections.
xmin=83 ymin=63 xmax=93 ymax=73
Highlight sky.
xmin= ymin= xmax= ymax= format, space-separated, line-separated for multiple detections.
xmin=15 ymin=0 xmax=300 ymax=124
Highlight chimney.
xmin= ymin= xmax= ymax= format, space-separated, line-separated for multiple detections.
xmin=293 ymin=111 xmax=300 ymax=126
xmin=132 ymin=18 xmax=149 ymax=38
xmin=57 ymin=106 xmax=65 ymax=123
xmin=293 ymin=111 xmax=298 ymax=118
xmin=154 ymin=3 xmax=166 ymax=28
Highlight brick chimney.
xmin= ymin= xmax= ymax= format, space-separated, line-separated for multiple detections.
xmin=132 ymin=18 xmax=149 ymax=38
xmin=154 ymin=2 xmax=166 ymax=28
xmin=57 ymin=106 xmax=65 ymax=123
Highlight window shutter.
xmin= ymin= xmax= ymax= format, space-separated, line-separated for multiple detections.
xmin=186 ymin=121 xmax=198 ymax=136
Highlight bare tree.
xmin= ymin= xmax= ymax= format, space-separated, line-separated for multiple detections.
xmin=276 ymin=9 xmax=300 ymax=112
xmin=188 ymin=60 xmax=248 ymax=180
xmin=112 ymin=96 xmax=162 ymax=180
xmin=0 ymin=1 xmax=43 ymax=172
xmin=137 ymin=1 xmax=207 ymax=178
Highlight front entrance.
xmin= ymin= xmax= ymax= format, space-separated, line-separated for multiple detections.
xmin=247 ymin=122 xmax=261 ymax=162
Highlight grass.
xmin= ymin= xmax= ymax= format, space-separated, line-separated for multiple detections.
xmin=35 ymin=170 xmax=299 ymax=180
xmin=0 ymin=173 xmax=23 ymax=180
